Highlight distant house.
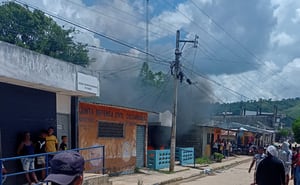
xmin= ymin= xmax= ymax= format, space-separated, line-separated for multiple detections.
xmin=177 ymin=120 xmax=275 ymax=157
xmin=212 ymin=109 xmax=284 ymax=129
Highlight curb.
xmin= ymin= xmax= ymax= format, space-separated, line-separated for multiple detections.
xmin=154 ymin=157 xmax=252 ymax=185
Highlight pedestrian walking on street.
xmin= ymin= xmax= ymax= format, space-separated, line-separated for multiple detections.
xmin=248 ymin=146 xmax=265 ymax=185
xmin=44 ymin=151 xmax=85 ymax=185
xmin=256 ymin=145 xmax=285 ymax=185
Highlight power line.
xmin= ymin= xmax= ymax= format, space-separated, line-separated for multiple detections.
xmin=192 ymin=82 xmax=225 ymax=104
xmin=163 ymin=0 xmax=292 ymax=98
xmin=87 ymin=45 xmax=170 ymax=67
xmin=190 ymin=0 xmax=264 ymax=67
xmin=162 ymin=0 xmax=246 ymax=61
xmin=14 ymin=0 xmax=171 ymax=66
xmin=64 ymin=0 xmax=168 ymax=41
xmin=150 ymin=73 xmax=172 ymax=110
xmin=189 ymin=0 xmax=297 ymax=97
xmin=183 ymin=66 xmax=251 ymax=101
xmin=181 ymin=53 xmax=269 ymax=100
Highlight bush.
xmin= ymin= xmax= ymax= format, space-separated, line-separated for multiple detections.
xmin=195 ymin=156 xmax=212 ymax=164
xmin=293 ymin=118 xmax=300 ymax=143
xmin=214 ymin=152 xmax=224 ymax=162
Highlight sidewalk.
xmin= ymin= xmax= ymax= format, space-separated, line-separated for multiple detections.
xmin=109 ymin=155 xmax=252 ymax=185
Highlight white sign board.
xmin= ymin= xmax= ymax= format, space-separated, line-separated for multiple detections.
xmin=77 ymin=72 xmax=99 ymax=96
xmin=159 ymin=110 xmax=172 ymax=127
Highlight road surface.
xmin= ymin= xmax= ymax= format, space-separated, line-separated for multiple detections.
xmin=170 ymin=161 xmax=293 ymax=185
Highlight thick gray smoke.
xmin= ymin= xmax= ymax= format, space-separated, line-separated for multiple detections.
xmin=86 ymin=50 xmax=214 ymax=137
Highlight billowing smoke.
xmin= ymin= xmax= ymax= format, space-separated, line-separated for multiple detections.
xmin=86 ymin=49 xmax=214 ymax=138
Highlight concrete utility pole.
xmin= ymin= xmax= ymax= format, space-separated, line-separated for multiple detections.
xmin=169 ymin=30 xmax=198 ymax=172
xmin=146 ymin=0 xmax=149 ymax=63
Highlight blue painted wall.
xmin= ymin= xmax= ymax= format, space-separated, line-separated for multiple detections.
xmin=0 ymin=82 xmax=56 ymax=183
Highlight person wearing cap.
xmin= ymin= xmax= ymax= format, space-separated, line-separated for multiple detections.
xmin=44 ymin=151 xmax=85 ymax=185
xmin=256 ymin=145 xmax=285 ymax=185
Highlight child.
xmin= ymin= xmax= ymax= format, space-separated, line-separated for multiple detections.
xmin=59 ymin=136 xmax=68 ymax=151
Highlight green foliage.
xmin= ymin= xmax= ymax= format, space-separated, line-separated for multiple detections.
xmin=292 ymin=118 xmax=300 ymax=143
xmin=282 ymin=103 xmax=300 ymax=120
xmin=139 ymin=62 xmax=167 ymax=87
xmin=212 ymin=98 xmax=300 ymax=124
xmin=195 ymin=156 xmax=212 ymax=164
xmin=278 ymin=128 xmax=290 ymax=137
xmin=0 ymin=2 xmax=90 ymax=66
xmin=213 ymin=152 xmax=224 ymax=162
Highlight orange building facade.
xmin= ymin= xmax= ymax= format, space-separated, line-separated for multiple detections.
xmin=78 ymin=102 xmax=148 ymax=174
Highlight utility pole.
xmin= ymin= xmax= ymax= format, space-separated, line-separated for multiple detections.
xmin=169 ymin=30 xmax=198 ymax=172
xmin=146 ymin=0 xmax=149 ymax=63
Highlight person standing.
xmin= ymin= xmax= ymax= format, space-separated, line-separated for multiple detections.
xmin=35 ymin=130 xmax=47 ymax=180
xmin=59 ymin=136 xmax=68 ymax=151
xmin=212 ymin=140 xmax=218 ymax=155
xmin=44 ymin=151 xmax=84 ymax=185
xmin=294 ymin=147 xmax=300 ymax=185
xmin=256 ymin=145 xmax=285 ymax=185
xmin=45 ymin=127 xmax=58 ymax=162
xmin=228 ymin=141 xmax=233 ymax=156
xmin=278 ymin=142 xmax=292 ymax=185
xmin=45 ymin=127 xmax=58 ymax=153
xmin=17 ymin=131 xmax=39 ymax=185
xmin=291 ymin=147 xmax=298 ymax=184
xmin=248 ymin=146 xmax=265 ymax=185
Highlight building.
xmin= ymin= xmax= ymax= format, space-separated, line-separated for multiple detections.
xmin=0 ymin=41 xmax=99 ymax=184
xmin=177 ymin=120 xmax=275 ymax=157
xmin=148 ymin=110 xmax=172 ymax=150
xmin=78 ymin=102 xmax=148 ymax=175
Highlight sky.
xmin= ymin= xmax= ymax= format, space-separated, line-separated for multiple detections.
xmin=5 ymin=0 xmax=300 ymax=103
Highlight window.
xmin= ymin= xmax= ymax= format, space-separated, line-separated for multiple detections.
xmin=98 ymin=122 xmax=124 ymax=138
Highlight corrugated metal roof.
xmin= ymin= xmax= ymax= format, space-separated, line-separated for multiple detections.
xmin=197 ymin=120 xmax=274 ymax=134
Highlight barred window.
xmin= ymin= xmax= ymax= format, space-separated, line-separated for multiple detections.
xmin=98 ymin=122 xmax=124 ymax=138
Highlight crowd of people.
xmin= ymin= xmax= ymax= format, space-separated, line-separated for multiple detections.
xmin=212 ymin=139 xmax=233 ymax=157
xmin=2 ymin=127 xmax=69 ymax=185
xmin=248 ymin=141 xmax=300 ymax=185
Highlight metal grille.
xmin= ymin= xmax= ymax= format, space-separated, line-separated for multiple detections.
xmin=98 ymin=122 xmax=124 ymax=138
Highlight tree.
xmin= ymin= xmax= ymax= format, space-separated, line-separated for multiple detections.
xmin=139 ymin=62 xmax=167 ymax=87
xmin=292 ymin=118 xmax=300 ymax=143
xmin=278 ymin=128 xmax=290 ymax=138
xmin=0 ymin=2 xmax=90 ymax=66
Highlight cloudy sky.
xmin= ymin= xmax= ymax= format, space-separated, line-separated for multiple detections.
xmin=8 ymin=0 xmax=300 ymax=102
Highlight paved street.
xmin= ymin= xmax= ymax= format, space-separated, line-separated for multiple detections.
xmin=170 ymin=161 xmax=293 ymax=185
